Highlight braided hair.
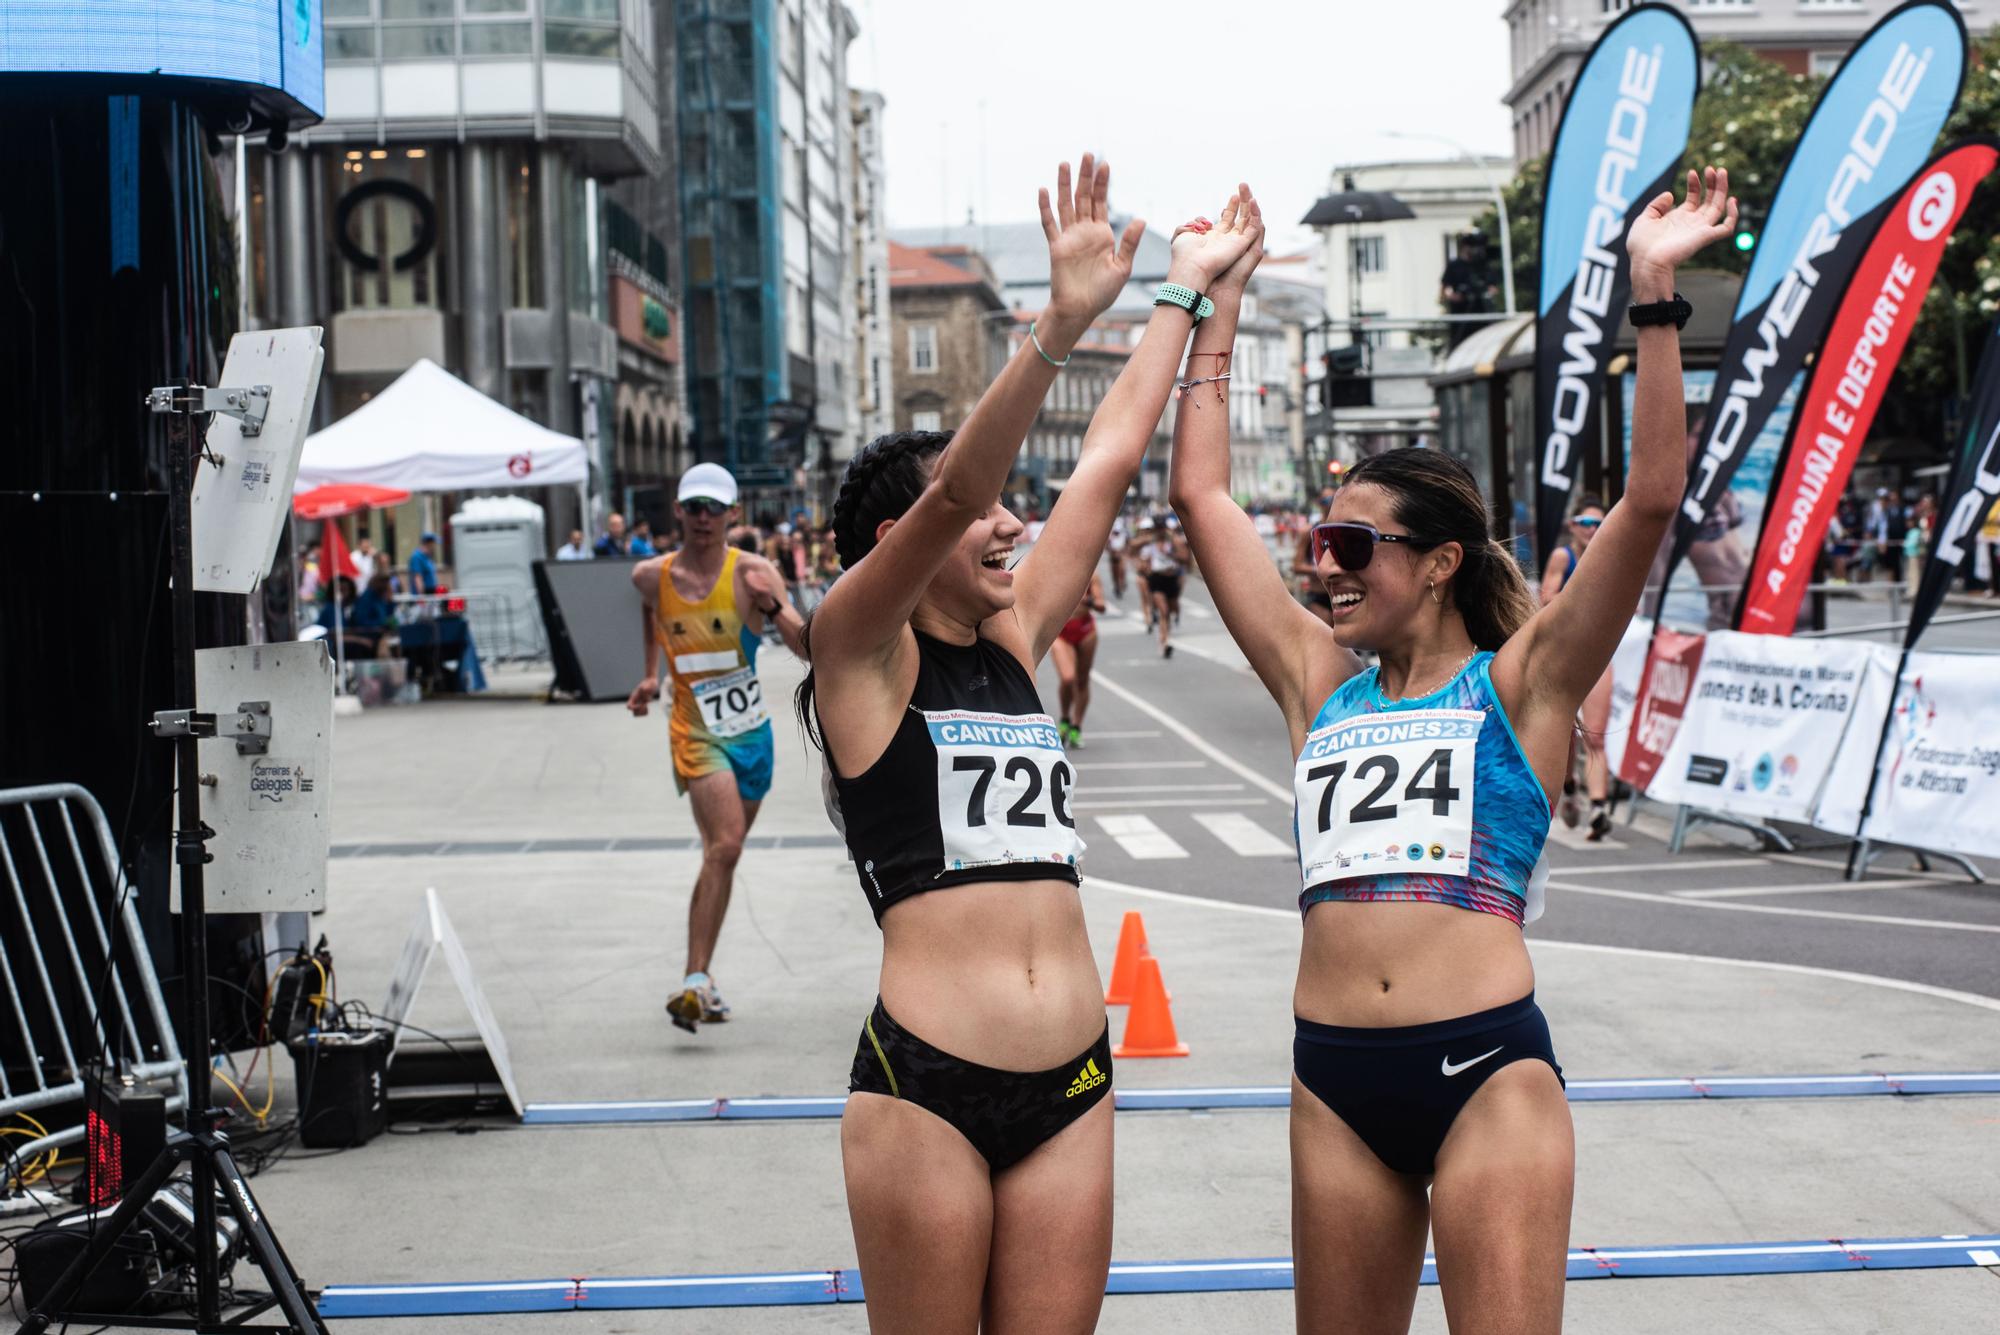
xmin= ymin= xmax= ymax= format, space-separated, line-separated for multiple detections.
xmin=795 ymin=430 xmax=953 ymax=750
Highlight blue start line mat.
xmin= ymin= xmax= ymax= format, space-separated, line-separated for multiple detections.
xmin=518 ymin=1072 xmax=2000 ymax=1125
xmin=316 ymin=1235 xmax=2000 ymax=1316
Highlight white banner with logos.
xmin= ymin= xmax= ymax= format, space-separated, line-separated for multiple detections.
xmin=1601 ymin=618 xmax=1654 ymax=781
xmin=1647 ymin=631 xmax=1879 ymax=824
xmin=1814 ymin=650 xmax=2000 ymax=858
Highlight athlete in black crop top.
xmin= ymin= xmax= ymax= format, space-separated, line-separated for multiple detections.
xmin=798 ymin=157 xmax=1261 ymax=1331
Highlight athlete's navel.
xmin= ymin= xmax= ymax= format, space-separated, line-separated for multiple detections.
xmin=1379 ymin=980 xmax=1392 ymax=994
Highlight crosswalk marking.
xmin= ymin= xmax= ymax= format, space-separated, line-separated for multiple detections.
xmin=1191 ymin=812 xmax=1293 ymax=858
xmin=1074 ymin=797 xmax=1265 ymax=810
xmin=1094 ymin=814 xmax=1188 ymax=860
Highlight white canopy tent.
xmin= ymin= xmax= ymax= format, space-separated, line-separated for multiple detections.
xmin=296 ymin=358 xmax=588 ymax=492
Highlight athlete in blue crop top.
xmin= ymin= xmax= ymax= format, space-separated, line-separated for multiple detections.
xmin=1172 ymin=169 xmax=1738 ymax=1333
xmin=798 ymin=157 xmax=1261 ymax=1332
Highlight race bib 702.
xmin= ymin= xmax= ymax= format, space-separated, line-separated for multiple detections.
xmin=1294 ymin=708 xmax=1480 ymax=887
xmin=925 ymin=709 xmax=1085 ymax=874
xmin=692 ymin=666 xmax=768 ymax=738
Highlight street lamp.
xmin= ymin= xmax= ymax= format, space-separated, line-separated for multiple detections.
xmin=1384 ymin=131 xmax=1516 ymax=317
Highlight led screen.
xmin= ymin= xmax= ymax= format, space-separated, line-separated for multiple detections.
xmin=0 ymin=0 xmax=323 ymax=120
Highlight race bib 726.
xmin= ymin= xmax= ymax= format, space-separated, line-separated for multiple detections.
xmin=925 ymin=709 xmax=1084 ymax=873
xmin=1295 ymin=708 xmax=1480 ymax=886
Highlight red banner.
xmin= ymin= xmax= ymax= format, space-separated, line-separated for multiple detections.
xmin=1737 ymin=139 xmax=2000 ymax=635
xmin=1617 ymin=630 xmax=1707 ymax=793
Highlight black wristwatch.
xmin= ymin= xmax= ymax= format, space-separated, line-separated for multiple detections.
xmin=1629 ymin=292 xmax=1692 ymax=331
xmin=756 ymin=599 xmax=783 ymax=618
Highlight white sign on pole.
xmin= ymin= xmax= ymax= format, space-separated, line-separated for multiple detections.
xmin=1647 ymin=631 xmax=1877 ymax=824
xmin=1602 ymin=617 xmax=1654 ymax=781
xmin=190 ymin=326 xmax=325 ymax=593
xmin=185 ymin=641 xmax=334 ymax=913
xmin=1819 ymin=651 xmax=2000 ymax=858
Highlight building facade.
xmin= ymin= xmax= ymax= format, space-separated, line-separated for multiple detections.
xmin=1312 ymin=158 xmax=1515 ymax=351
xmin=887 ymin=243 xmax=1008 ymax=435
xmin=850 ymin=89 xmax=894 ymax=448
xmin=676 ymin=0 xmax=864 ymax=507
xmin=254 ymin=0 xmax=670 ymax=539
xmin=1504 ymin=0 xmax=1994 ymax=162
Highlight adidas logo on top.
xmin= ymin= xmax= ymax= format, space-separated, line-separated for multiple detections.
xmin=1064 ymin=1057 xmax=1107 ymax=1099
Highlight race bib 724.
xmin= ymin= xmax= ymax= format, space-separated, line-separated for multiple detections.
xmin=1294 ymin=708 xmax=1480 ymax=887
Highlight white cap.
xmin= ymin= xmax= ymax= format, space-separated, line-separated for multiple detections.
xmin=678 ymin=462 xmax=738 ymax=507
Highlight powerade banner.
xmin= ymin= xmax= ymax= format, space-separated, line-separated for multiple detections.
xmin=1666 ymin=0 xmax=1966 ymax=593
xmin=1534 ymin=4 xmax=1699 ymax=564
xmin=1907 ymin=315 xmax=2000 ymax=646
xmin=1738 ymin=139 xmax=2000 ymax=635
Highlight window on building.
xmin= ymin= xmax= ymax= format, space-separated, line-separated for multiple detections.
xmin=912 ymin=410 xmax=943 ymax=433
xmin=1353 ymin=236 xmax=1386 ymax=275
xmin=1809 ymin=50 xmax=1846 ymax=78
xmin=911 ymin=325 xmax=938 ymax=372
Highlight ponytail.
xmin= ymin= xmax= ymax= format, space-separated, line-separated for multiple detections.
xmin=1455 ymin=539 xmax=1537 ymax=652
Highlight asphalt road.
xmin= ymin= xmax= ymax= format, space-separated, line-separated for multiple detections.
xmin=1043 ymin=571 xmax=2000 ymax=1003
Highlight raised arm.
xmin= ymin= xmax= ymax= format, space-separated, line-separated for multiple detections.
xmin=1498 ymin=168 xmax=1736 ymax=720
xmin=809 ymin=155 xmax=1139 ymax=674
xmin=1167 ymin=191 xmax=1354 ymax=737
xmin=1010 ymin=187 xmax=1258 ymax=661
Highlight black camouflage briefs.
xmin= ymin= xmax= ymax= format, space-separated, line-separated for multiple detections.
xmin=847 ymin=998 xmax=1112 ymax=1171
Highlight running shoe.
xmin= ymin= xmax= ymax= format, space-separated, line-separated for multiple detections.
xmin=701 ymin=980 xmax=731 ymax=1023
xmin=1069 ymin=726 xmax=1085 ymax=750
xmin=1162 ymin=643 xmax=1173 ymax=659
xmin=1559 ymin=778 xmax=1581 ymax=829
xmin=666 ymin=972 xmax=719 ymax=1033
xmin=1587 ymin=808 xmax=1613 ymax=842
xmin=1057 ymin=720 xmax=1077 ymax=747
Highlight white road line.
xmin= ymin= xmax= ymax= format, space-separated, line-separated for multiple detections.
xmin=1092 ymin=670 xmax=1294 ymax=802
xmin=1770 ymin=852 xmax=1972 ymax=884
xmin=1084 ymin=783 xmax=1245 ymax=795
xmin=1095 ymin=814 xmax=1189 ymax=860
xmin=1074 ymin=796 xmax=1266 ymax=810
xmin=1163 ymin=636 xmax=1259 ymax=676
xmin=1192 ymin=812 xmax=1293 ymax=858
xmin=1546 ymin=880 xmax=2000 ymax=935
xmin=1182 ymin=603 xmax=1212 ymax=619
xmin=1082 ymin=876 xmax=2000 ymax=1014
xmin=1081 ymin=729 xmax=1163 ymax=740
xmin=1545 ymin=858 xmax=1764 ymax=876
xmin=1673 ymin=877 xmax=1940 ymax=900
xmin=1971 ymin=1249 xmax=2000 ymax=1266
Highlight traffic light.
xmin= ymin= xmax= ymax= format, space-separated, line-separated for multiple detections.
xmin=1320 ymin=345 xmax=1371 ymax=410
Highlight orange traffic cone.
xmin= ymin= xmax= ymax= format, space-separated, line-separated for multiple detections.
xmin=1113 ymin=956 xmax=1188 ymax=1058
xmin=1104 ymin=911 xmax=1149 ymax=1005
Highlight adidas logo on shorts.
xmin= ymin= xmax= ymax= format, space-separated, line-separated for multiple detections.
xmin=1064 ymin=1057 xmax=1106 ymax=1099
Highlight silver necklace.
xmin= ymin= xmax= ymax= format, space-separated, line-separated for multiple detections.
xmin=1385 ymin=649 xmax=1476 ymax=703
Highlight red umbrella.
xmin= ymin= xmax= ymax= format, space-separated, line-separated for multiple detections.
xmin=293 ymin=483 xmax=412 ymax=522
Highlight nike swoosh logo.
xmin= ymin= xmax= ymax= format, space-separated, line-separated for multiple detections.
xmin=1441 ymin=1046 xmax=1504 ymax=1078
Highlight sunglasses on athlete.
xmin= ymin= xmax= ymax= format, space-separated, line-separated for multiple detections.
xmin=1572 ymin=515 xmax=1602 ymax=529
xmin=1310 ymin=521 xmax=1436 ymax=571
xmin=680 ymin=498 xmax=729 ymax=517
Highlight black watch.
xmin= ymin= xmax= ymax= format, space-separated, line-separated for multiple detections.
xmin=1629 ymin=292 xmax=1692 ymax=331
xmin=757 ymin=599 xmax=783 ymax=617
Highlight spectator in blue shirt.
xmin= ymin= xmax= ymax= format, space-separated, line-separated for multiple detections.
xmin=409 ymin=532 xmax=441 ymax=595
xmin=628 ymin=518 xmax=658 ymax=557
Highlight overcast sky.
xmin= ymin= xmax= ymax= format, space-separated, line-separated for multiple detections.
xmin=849 ymin=0 xmax=1517 ymax=256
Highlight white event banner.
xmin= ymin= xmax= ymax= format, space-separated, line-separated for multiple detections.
xmin=1602 ymin=618 xmax=1654 ymax=781
xmin=1647 ymin=631 xmax=1878 ymax=824
xmin=1815 ymin=650 xmax=2000 ymax=858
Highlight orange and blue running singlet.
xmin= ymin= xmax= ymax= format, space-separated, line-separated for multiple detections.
xmin=656 ymin=548 xmax=775 ymax=801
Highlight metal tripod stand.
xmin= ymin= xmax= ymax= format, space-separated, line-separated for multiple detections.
xmin=22 ymin=389 xmax=328 ymax=1334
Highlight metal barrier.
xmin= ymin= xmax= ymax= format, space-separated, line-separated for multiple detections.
xmin=396 ymin=589 xmax=547 ymax=664
xmin=0 ymin=784 xmax=185 ymax=1170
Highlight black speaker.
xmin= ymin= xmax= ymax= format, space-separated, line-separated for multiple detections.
xmin=17 ymin=1209 xmax=160 ymax=1314
xmin=532 ymin=557 xmax=649 ymax=702
xmin=289 ymin=1025 xmax=389 ymax=1148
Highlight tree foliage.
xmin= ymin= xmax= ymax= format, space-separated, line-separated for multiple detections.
xmin=1477 ymin=33 xmax=2000 ymax=451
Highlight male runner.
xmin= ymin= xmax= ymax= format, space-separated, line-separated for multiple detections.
xmin=627 ymin=463 xmax=807 ymax=1032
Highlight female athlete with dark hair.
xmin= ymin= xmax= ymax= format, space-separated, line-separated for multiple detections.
xmin=1170 ymin=170 xmax=1734 ymax=1333
xmin=798 ymin=157 xmax=1258 ymax=1332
